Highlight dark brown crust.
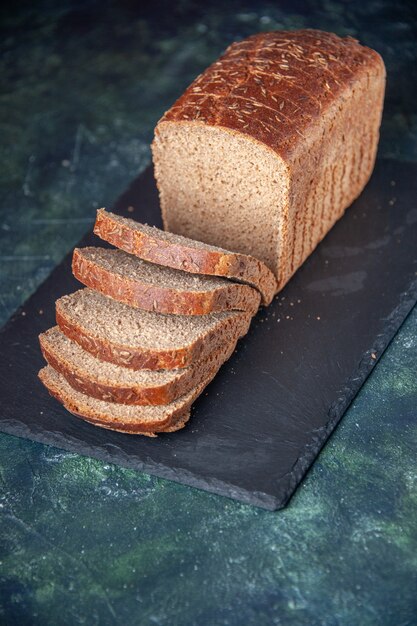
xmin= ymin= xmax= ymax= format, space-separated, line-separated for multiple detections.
xmin=81 ymin=410 xmax=191 ymax=436
xmin=94 ymin=209 xmax=277 ymax=304
xmin=156 ymin=29 xmax=385 ymax=161
xmin=72 ymin=248 xmax=261 ymax=316
xmin=38 ymin=366 xmax=207 ymax=435
xmin=39 ymin=328 xmax=238 ymax=406
xmin=55 ymin=297 xmax=251 ymax=370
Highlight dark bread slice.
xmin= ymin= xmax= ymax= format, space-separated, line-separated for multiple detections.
xmin=38 ymin=365 xmax=214 ymax=435
xmin=56 ymin=289 xmax=251 ymax=370
xmin=72 ymin=247 xmax=261 ymax=316
xmin=39 ymin=326 xmax=238 ymax=405
xmin=94 ymin=209 xmax=277 ymax=305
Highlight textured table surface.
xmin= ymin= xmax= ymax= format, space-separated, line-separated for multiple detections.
xmin=0 ymin=1 xmax=416 ymax=624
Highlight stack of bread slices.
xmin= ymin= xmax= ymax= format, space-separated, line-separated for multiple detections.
xmin=38 ymin=209 xmax=277 ymax=436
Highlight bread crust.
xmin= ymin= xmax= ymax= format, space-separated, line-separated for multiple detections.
xmin=72 ymin=247 xmax=261 ymax=315
xmin=81 ymin=410 xmax=190 ymax=436
xmin=156 ymin=30 xmax=384 ymax=161
xmin=39 ymin=326 xmax=238 ymax=406
xmin=94 ymin=209 xmax=277 ymax=305
xmin=55 ymin=294 xmax=251 ymax=370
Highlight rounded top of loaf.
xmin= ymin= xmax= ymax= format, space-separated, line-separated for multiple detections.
xmin=155 ymin=29 xmax=386 ymax=162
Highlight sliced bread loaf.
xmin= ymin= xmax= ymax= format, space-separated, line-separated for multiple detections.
xmin=94 ymin=209 xmax=277 ymax=305
xmin=56 ymin=289 xmax=251 ymax=370
xmin=39 ymin=365 xmax=212 ymax=435
xmin=39 ymin=325 xmax=237 ymax=405
xmin=151 ymin=29 xmax=385 ymax=289
xmin=72 ymin=247 xmax=261 ymax=315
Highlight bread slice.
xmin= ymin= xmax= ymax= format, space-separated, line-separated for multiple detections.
xmin=151 ymin=29 xmax=385 ymax=290
xmin=94 ymin=209 xmax=277 ymax=305
xmin=39 ymin=325 xmax=238 ymax=405
xmin=38 ymin=365 xmax=212 ymax=435
xmin=72 ymin=247 xmax=261 ymax=315
xmin=56 ymin=289 xmax=251 ymax=370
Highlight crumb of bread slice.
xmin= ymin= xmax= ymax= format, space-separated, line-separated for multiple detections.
xmin=72 ymin=247 xmax=261 ymax=315
xmin=56 ymin=289 xmax=251 ymax=370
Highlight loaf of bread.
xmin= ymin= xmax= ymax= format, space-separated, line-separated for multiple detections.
xmin=72 ymin=247 xmax=261 ymax=315
xmin=152 ymin=29 xmax=385 ymax=289
xmin=39 ymin=29 xmax=386 ymax=436
xmin=94 ymin=209 xmax=277 ymax=304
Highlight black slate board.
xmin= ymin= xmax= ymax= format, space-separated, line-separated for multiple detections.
xmin=0 ymin=158 xmax=416 ymax=510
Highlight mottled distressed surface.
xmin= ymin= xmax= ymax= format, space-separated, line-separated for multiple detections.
xmin=0 ymin=1 xmax=416 ymax=624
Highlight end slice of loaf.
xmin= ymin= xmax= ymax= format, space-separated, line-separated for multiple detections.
xmin=94 ymin=209 xmax=277 ymax=304
xmin=56 ymin=289 xmax=251 ymax=370
xmin=40 ymin=325 xmax=238 ymax=405
xmin=72 ymin=247 xmax=261 ymax=315
xmin=39 ymin=365 xmax=213 ymax=435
